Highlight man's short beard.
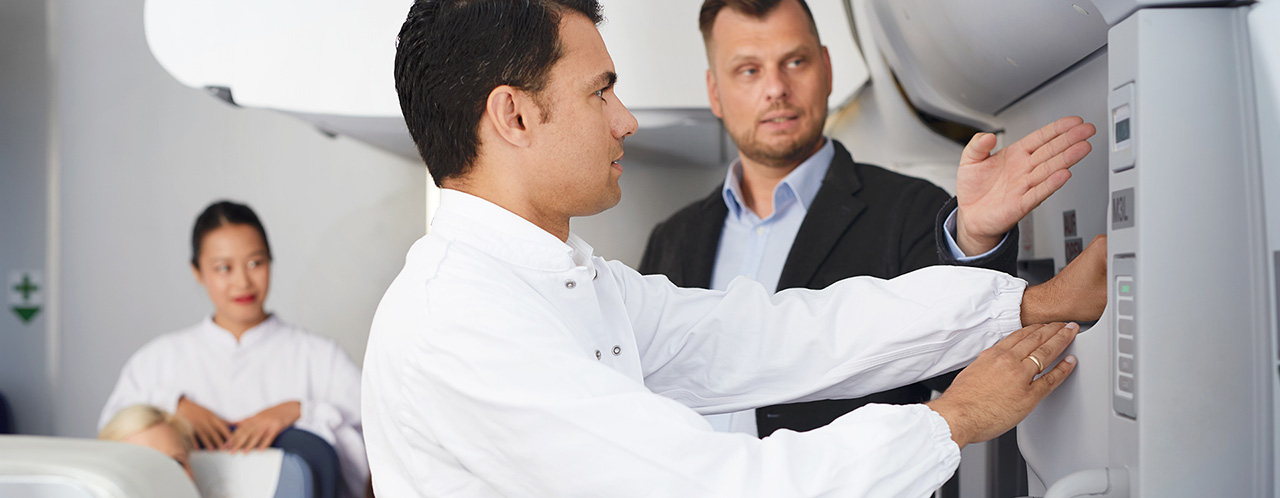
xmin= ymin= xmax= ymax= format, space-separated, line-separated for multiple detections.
xmin=732 ymin=125 xmax=824 ymax=170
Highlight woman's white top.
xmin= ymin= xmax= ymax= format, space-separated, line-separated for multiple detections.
xmin=99 ymin=315 xmax=367 ymax=498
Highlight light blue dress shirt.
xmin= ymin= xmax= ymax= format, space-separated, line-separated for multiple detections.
xmin=705 ymin=138 xmax=1006 ymax=435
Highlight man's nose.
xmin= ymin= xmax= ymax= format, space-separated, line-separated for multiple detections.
xmin=613 ymin=96 xmax=638 ymax=139
xmin=763 ymin=68 xmax=790 ymax=102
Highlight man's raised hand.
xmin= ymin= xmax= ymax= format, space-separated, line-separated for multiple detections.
xmin=956 ymin=116 xmax=1096 ymax=255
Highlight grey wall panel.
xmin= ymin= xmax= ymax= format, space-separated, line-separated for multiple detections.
xmin=0 ymin=0 xmax=53 ymax=436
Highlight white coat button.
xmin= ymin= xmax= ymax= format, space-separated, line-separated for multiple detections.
xmin=595 ymin=350 xmax=602 ymax=360
xmin=612 ymin=346 xmax=621 ymax=356
xmin=565 ymin=279 xmax=577 ymax=289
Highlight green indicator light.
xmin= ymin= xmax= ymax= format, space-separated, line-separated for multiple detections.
xmin=1121 ymin=285 xmax=1131 ymax=293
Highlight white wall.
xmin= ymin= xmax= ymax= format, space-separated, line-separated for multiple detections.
xmin=0 ymin=0 xmax=54 ymax=436
xmin=47 ymin=0 xmax=426 ymax=437
xmin=572 ymin=160 xmax=725 ymax=268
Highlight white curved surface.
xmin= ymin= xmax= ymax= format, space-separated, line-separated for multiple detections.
xmin=142 ymin=0 xmax=866 ymax=164
xmin=0 ymin=476 xmax=99 ymax=498
xmin=0 ymin=436 xmax=199 ymax=498
xmin=144 ymin=0 xmax=865 ymax=118
xmin=827 ymin=0 xmax=965 ymax=192
xmin=863 ymin=0 xmax=1108 ymax=130
xmin=1044 ymin=467 xmax=1130 ymax=498
xmin=144 ymin=0 xmax=410 ymax=117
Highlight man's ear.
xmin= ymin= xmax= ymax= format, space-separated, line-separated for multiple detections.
xmin=191 ymin=264 xmax=203 ymax=285
xmin=706 ymin=69 xmax=723 ymax=119
xmin=821 ymin=45 xmax=833 ymax=93
xmin=485 ymin=85 xmax=536 ymax=147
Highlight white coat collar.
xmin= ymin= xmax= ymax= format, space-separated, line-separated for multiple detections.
xmin=199 ymin=313 xmax=279 ymax=347
xmin=430 ymin=189 xmax=596 ymax=272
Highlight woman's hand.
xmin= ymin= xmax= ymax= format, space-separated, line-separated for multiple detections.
xmin=223 ymin=401 xmax=302 ymax=453
xmin=176 ymin=397 xmax=232 ymax=450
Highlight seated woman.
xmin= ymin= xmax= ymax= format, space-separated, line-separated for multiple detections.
xmin=98 ymin=201 xmax=366 ymax=498
xmin=99 ymin=404 xmax=195 ymax=481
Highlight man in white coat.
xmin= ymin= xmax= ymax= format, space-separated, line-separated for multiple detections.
xmin=361 ymin=0 xmax=1106 ymax=496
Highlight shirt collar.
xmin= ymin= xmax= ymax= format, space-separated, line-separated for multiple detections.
xmin=200 ymin=314 xmax=278 ymax=346
xmin=721 ymin=138 xmax=835 ymax=219
xmin=430 ymin=189 xmax=594 ymax=272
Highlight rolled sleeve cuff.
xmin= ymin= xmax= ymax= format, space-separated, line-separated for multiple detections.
xmin=943 ymin=208 xmax=1010 ymax=262
xmin=921 ymin=404 xmax=962 ymax=483
xmin=993 ymin=273 xmax=1028 ymax=329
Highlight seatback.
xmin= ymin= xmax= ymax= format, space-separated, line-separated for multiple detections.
xmin=0 ymin=436 xmax=200 ymax=498
xmin=190 ymin=427 xmax=339 ymax=498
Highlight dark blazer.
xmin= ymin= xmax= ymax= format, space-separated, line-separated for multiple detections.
xmin=638 ymin=140 xmax=1018 ymax=437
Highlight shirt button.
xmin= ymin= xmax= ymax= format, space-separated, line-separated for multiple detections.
xmin=756 ymin=227 xmax=765 ymax=235
xmin=612 ymin=346 xmax=621 ymax=356
xmin=565 ymin=279 xmax=577 ymax=289
xmin=595 ymin=350 xmax=602 ymax=360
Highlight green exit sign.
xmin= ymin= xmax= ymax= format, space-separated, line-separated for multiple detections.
xmin=8 ymin=270 xmax=43 ymax=324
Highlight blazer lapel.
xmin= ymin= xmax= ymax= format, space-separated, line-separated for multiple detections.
xmin=777 ymin=141 xmax=867 ymax=291
xmin=684 ymin=188 xmax=729 ymax=289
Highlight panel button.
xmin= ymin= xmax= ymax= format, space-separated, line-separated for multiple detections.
xmin=1119 ymin=337 xmax=1135 ymax=355
xmin=1118 ymin=374 xmax=1135 ymax=394
xmin=1118 ymin=299 xmax=1135 ymax=317
xmin=1119 ymin=355 xmax=1135 ymax=374
xmin=1118 ymin=279 xmax=1134 ymax=297
xmin=1119 ymin=317 xmax=1134 ymax=336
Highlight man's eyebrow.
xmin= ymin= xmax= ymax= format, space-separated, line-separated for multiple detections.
xmin=723 ymin=44 xmax=812 ymax=68
xmin=723 ymin=52 xmax=759 ymax=69
xmin=779 ymin=45 xmax=812 ymax=61
xmin=589 ymin=71 xmax=617 ymax=90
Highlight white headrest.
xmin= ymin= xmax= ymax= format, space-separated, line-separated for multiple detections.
xmin=189 ymin=449 xmax=284 ymax=498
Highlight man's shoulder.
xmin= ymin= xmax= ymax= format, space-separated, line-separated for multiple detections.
xmin=375 ymin=233 xmax=556 ymax=330
xmin=384 ymin=234 xmax=518 ymax=305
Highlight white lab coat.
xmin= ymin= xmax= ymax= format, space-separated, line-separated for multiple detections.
xmin=361 ymin=189 xmax=1027 ymax=497
xmin=99 ymin=315 xmax=368 ymax=498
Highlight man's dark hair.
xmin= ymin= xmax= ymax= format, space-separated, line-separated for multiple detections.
xmin=698 ymin=0 xmax=819 ymax=46
xmin=191 ymin=200 xmax=272 ymax=268
xmin=395 ymin=0 xmax=604 ymax=187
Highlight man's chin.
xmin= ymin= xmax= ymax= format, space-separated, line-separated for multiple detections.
xmin=577 ymin=189 xmax=622 ymax=218
xmin=743 ymin=141 xmax=812 ymax=166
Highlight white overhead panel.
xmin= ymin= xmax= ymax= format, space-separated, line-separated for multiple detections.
xmin=144 ymin=0 xmax=866 ymax=167
xmin=863 ymin=0 xmax=1109 ymax=130
xmin=145 ymin=0 xmax=409 ymax=117
xmin=145 ymin=0 xmax=416 ymax=159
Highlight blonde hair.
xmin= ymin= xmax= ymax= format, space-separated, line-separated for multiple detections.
xmin=98 ymin=404 xmax=194 ymax=452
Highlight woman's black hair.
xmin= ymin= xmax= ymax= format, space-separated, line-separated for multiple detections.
xmin=190 ymin=201 xmax=272 ymax=268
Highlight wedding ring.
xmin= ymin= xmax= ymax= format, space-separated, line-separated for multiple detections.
xmin=1027 ymin=355 xmax=1044 ymax=374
